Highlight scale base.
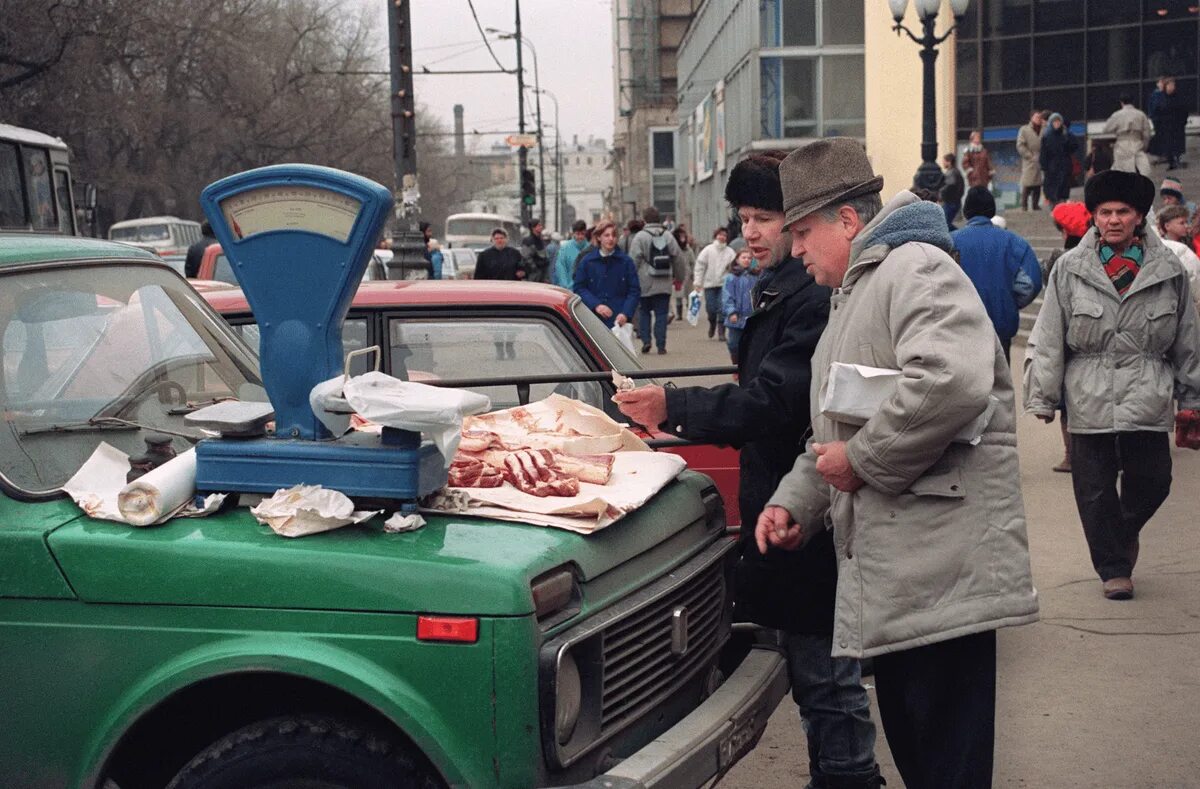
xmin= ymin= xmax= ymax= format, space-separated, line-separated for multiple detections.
xmin=195 ymin=429 xmax=447 ymax=501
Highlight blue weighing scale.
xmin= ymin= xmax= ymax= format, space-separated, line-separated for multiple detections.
xmin=188 ymin=164 xmax=445 ymax=502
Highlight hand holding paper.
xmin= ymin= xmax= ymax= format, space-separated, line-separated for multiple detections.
xmin=813 ymin=441 xmax=864 ymax=493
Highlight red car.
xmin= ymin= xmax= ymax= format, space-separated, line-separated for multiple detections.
xmin=204 ymin=280 xmax=742 ymax=525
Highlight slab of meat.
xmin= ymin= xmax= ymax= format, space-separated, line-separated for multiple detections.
xmin=501 ymin=449 xmax=580 ymax=497
xmin=550 ymin=453 xmax=613 ymax=485
xmin=448 ymin=457 xmax=504 ymax=488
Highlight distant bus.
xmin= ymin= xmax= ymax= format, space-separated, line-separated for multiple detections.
xmin=0 ymin=123 xmax=78 ymax=235
xmin=444 ymin=212 xmax=523 ymax=250
xmin=108 ymin=216 xmax=202 ymax=275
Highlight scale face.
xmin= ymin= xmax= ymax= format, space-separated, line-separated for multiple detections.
xmin=193 ymin=164 xmax=446 ymax=503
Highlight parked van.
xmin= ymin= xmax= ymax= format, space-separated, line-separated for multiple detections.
xmin=108 ymin=215 xmax=201 ymax=274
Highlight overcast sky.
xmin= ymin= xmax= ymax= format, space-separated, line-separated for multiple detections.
xmin=360 ymin=0 xmax=616 ymax=152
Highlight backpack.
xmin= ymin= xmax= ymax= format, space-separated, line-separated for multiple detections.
xmin=648 ymin=232 xmax=673 ymax=277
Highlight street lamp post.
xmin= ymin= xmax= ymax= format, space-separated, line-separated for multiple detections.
xmin=889 ymin=0 xmax=971 ymax=193
xmin=536 ymin=88 xmax=562 ymax=232
xmin=489 ymin=27 xmax=545 ymax=227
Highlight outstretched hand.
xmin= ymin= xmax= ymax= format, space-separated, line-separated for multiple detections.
xmin=755 ymin=505 xmax=804 ymax=553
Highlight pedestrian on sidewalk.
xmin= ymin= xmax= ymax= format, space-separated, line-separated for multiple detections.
xmin=939 ymin=152 xmax=965 ymax=230
xmin=1149 ymin=76 xmax=1188 ymax=170
xmin=1155 ymin=205 xmax=1200 ymax=317
xmin=573 ymin=220 xmax=639 ymax=330
xmin=1040 ymin=113 xmax=1078 ymax=206
xmin=1024 ymin=170 xmax=1200 ymax=601
xmin=520 ymin=218 xmax=550 ymax=283
xmin=693 ymin=226 xmax=737 ymax=341
xmin=759 ymin=138 xmax=1039 ymax=789
xmin=1084 ymin=137 xmax=1113 ymax=179
xmin=614 ymin=151 xmax=883 ymax=789
xmin=1103 ymin=94 xmax=1154 ymax=175
xmin=1016 ymin=109 xmax=1045 ymax=210
xmin=628 ymin=206 xmax=687 ymax=354
xmin=951 ymin=187 xmax=1043 ymax=363
xmin=1041 ymin=201 xmax=1093 ymax=473
xmin=554 ymin=220 xmax=589 ymax=288
xmin=962 ymin=129 xmax=995 ymax=189
xmin=722 ymin=247 xmax=758 ymax=367
xmin=673 ymin=225 xmax=696 ymax=321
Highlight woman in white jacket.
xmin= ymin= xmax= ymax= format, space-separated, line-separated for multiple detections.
xmin=692 ymin=227 xmax=736 ymax=340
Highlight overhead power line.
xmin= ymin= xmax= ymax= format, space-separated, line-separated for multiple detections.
xmin=466 ymin=0 xmax=508 ymax=73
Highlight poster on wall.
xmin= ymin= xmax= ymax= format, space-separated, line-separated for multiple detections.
xmin=715 ymin=79 xmax=726 ymax=173
xmin=695 ymin=94 xmax=715 ymax=182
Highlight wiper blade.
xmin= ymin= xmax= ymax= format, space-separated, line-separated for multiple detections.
xmin=20 ymin=417 xmax=207 ymax=440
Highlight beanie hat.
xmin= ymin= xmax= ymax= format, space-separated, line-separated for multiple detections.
xmin=1160 ymin=177 xmax=1184 ymax=201
xmin=963 ymin=186 xmax=996 ymax=219
xmin=1050 ymin=201 xmax=1092 ymax=238
xmin=1084 ymin=169 xmax=1155 ymax=215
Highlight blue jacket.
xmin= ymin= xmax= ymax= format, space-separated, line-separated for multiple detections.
xmin=721 ymin=267 xmax=758 ymax=329
xmin=573 ymin=246 xmax=640 ymax=327
xmin=951 ymin=216 xmax=1043 ymax=341
xmin=554 ymin=238 xmax=588 ymax=287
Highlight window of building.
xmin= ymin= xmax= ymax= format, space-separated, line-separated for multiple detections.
xmin=649 ymin=128 xmax=676 ymax=216
xmin=1144 ymin=20 xmax=1199 ymax=78
xmin=1033 ymin=32 xmax=1085 ymax=86
xmin=1088 ymin=27 xmax=1140 ymax=82
xmin=759 ymin=0 xmax=865 ymax=139
xmin=982 ymin=38 xmax=1031 ymax=91
xmin=1034 ymin=0 xmax=1084 ymax=31
xmin=983 ymin=0 xmax=1031 ymax=37
xmin=1143 ymin=0 xmax=1198 ymax=21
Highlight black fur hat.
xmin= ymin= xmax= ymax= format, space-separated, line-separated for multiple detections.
xmin=1084 ymin=170 xmax=1156 ymax=215
xmin=724 ymin=151 xmax=788 ymax=211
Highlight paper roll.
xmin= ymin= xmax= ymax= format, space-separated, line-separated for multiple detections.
xmin=117 ymin=448 xmax=197 ymax=526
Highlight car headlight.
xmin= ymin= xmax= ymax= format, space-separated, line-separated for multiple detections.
xmin=555 ymin=649 xmax=582 ymax=745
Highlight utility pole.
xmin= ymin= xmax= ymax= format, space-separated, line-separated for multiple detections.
xmin=387 ymin=0 xmax=428 ymax=278
xmin=515 ymin=0 xmax=530 ymax=227
xmin=533 ymin=88 xmax=545 ymax=228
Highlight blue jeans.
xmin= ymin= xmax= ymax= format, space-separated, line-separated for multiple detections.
xmin=943 ymin=202 xmax=960 ymax=230
xmin=786 ymin=632 xmax=878 ymax=785
xmin=638 ymin=293 xmax=670 ymax=350
xmin=726 ymin=326 xmax=743 ymax=360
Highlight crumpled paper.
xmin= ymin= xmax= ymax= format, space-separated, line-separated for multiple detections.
xmin=249 ymin=484 xmax=380 ymax=538
xmin=383 ymin=512 xmax=426 ymax=533
xmin=310 ymin=371 xmax=491 ymax=467
xmin=64 ymin=443 xmax=225 ymax=526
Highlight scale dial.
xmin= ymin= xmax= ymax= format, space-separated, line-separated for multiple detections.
xmin=220 ymin=185 xmax=362 ymax=242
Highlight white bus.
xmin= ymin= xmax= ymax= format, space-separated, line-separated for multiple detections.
xmin=444 ymin=212 xmax=523 ymax=251
xmin=0 ymin=123 xmax=78 ymax=235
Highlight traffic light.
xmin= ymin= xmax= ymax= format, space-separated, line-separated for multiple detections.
xmin=521 ymin=169 xmax=536 ymax=206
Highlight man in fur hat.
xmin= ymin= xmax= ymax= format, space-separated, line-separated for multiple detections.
xmin=758 ymin=138 xmax=1039 ymax=789
xmin=1026 ymin=169 xmax=1200 ymax=601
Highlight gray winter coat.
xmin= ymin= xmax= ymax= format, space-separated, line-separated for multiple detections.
xmin=1016 ymin=123 xmax=1043 ymax=187
xmin=1024 ymin=227 xmax=1200 ymax=432
xmin=628 ymin=224 xmax=687 ymax=297
xmin=766 ymin=191 xmax=1039 ymax=659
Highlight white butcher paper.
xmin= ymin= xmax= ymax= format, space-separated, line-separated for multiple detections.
xmin=820 ymin=362 xmax=997 ymax=445
xmin=118 ymin=448 xmax=200 ymax=526
xmin=464 ymin=394 xmax=649 ymax=455
xmin=330 ymin=371 xmax=491 ymax=468
xmin=250 ymin=484 xmax=381 ymax=538
xmin=66 ymin=443 xmax=226 ymax=526
xmin=423 ymin=450 xmax=686 ymax=534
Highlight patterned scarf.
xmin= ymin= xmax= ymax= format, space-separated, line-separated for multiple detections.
xmin=1098 ymin=241 xmax=1143 ymax=296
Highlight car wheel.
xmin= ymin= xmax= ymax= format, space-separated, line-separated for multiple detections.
xmin=165 ymin=715 xmax=441 ymax=789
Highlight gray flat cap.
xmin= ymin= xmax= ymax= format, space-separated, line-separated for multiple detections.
xmin=780 ymin=138 xmax=884 ymax=226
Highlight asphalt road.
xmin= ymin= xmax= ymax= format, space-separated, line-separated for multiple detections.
xmin=636 ymin=319 xmax=1200 ymax=788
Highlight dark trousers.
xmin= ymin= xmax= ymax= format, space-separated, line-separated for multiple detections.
xmin=873 ymin=630 xmax=997 ymax=789
xmin=942 ymin=202 xmax=960 ymax=231
xmin=1070 ymin=431 xmax=1171 ymax=580
xmin=1021 ymin=185 xmax=1041 ymax=210
xmin=638 ymin=293 xmax=670 ymax=350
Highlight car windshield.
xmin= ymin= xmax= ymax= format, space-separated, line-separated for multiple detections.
xmin=111 ymin=224 xmax=170 ymax=242
xmin=0 ymin=263 xmax=264 ymax=495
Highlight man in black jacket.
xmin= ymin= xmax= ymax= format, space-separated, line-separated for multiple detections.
xmin=473 ymin=228 xmax=525 ymax=281
xmin=614 ymin=153 xmax=880 ymax=789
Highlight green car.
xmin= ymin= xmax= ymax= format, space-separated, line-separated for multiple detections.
xmin=0 ymin=234 xmax=787 ymax=789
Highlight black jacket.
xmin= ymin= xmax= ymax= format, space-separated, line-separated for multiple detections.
xmin=940 ymin=167 xmax=964 ymax=206
xmin=184 ymin=235 xmax=216 ymax=278
xmin=474 ymin=245 xmax=524 ymax=280
xmin=1040 ymin=128 xmax=1078 ymax=202
xmin=663 ymin=257 xmax=835 ymax=633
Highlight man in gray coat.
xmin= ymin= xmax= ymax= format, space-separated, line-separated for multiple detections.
xmin=757 ymin=138 xmax=1039 ymax=789
xmin=1025 ymin=169 xmax=1200 ymax=600
xmin=1103 ymin=94 xmax=1154 ymax=175
xmin=1016 ymin=109 xmax=1044 ymax=210
xmin=628 ymin=206 xmax=687 ymax=354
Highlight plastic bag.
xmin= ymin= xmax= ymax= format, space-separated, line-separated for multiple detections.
xmin=611 ymin=322 xmax=637 ymax=355
xmin=686 ymin=291 xmax=702 ymax=326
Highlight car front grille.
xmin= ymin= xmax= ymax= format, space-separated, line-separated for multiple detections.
xmin=599 ymin=560 xmax=726 ymax=732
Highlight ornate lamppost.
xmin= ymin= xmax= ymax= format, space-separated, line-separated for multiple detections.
xmin=888 ymin=0 xmax=971 ymax=192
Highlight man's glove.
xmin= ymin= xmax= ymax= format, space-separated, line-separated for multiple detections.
xmin=1175 ymin=409 xmax=1200 ymax=449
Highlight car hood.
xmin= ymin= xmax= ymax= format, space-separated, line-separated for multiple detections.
xmin=45 ymin=472 xmax=714 ymax=616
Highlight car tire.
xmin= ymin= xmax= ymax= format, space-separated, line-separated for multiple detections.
xmin=165 ymin=715 xmax=441 ymax=789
